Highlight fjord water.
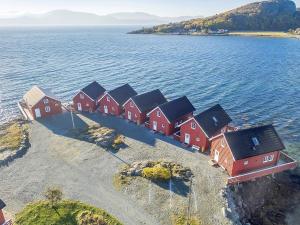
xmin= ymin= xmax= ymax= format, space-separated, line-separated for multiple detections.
xmin=0 ymin=26 xmax=299 ymax=159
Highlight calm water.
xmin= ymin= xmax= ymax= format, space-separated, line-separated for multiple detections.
xmin=0 ymin=26 xmax=299 ymax=159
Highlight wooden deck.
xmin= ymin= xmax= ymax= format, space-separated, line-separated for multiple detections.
xmin=227 ymin=151 xmax=298 ymax=185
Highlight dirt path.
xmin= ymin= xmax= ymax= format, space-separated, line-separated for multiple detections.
xmin=0 ymin=112 xmax=231 ymax=225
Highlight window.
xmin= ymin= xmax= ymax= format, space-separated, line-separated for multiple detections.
xmin=130 ymin=102 xmax=134 ymax=107
xmin=221 ymin=139 xmax=225 ymax=148
xmin=162 ymin=124 xmax=165 ymax=128
xmin=252 ymin=137 xmax=259 ymax=146
xmin=196 ymin=137 xmax=200 ymax=142
xmin=191 ymin=122 xmax=196 ymax=129
xmin=107 ymin=96 xmax=110 ymax=102
xmin=45 ymin=106 xmax=51 ymax=112
xmin=135 ymin=114 xmax=137 ymax=118
xmin=43 ymin=98 xmax=49 ymax=104
xmin=112 ymin=107 xmax=115 ymax=111
xmin=244 ymin=160 xmax=249 ymax=165
xmin=157 ymin=111 xmax=161 ymax=117
xmin=80 ymin=94 xmax=84 ymax=99
xmin=263 ymin=155 xmax=274 ymax=163
xmin=86 ymin=103 xmax=89 ymax=107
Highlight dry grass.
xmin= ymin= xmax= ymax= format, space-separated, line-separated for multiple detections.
xmin=0 ymin=123 xmax=23 ymax=152
xmin=113 ymin=174 xmax=132 ymax=191
xmin=171 ymin=214 xmax=202 ymax=225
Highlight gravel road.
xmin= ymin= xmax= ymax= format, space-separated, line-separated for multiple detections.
xmin=0 ymin=112 xmax=231 ymax=225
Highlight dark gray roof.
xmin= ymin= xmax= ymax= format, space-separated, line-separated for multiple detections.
xmin=224 ymin=124 xmax=285 ymax=160
xmin=0 ymin=199 xmax=6 ymax=210
xmin=132 ymin=89 xmax=167 ymax=113
xmin=82 ymin=81 xmax=106 ymax=101
xmin=159 ymin=96 xmax=195 ymax=123
xmin=109 ymin=84 xmax=137 ymax=105
xmin=194 ymin=104 xmax=232 ymax=137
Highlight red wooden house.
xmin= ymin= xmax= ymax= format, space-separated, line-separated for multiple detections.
xmin=147 ymin=96 xmax=195 ymax=136
xmin=98 ymin=84 xmax=137 ymax=116
xmin=123 ymin=89 xmax=167 ymax=125
xmin=23 ymin=85 xmax=62 ymax=119
xmin=210 ymin=124 xmax=297 ymax=184
xmin=0 ymin=199 xmax=11 ymax=225
xmin=73 ymin=81 xmax=106 ymax=112
xmin=178 ymin=104 xmax=232 ymax=151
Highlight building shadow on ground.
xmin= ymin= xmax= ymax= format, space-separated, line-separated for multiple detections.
xmin=152 ymin=179 xmax=190 ymax=197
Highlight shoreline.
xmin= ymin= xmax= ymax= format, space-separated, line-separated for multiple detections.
xmin=130 ymin=31 xmax=300 ymax=39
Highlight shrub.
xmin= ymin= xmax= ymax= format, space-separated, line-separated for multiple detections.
xmin=113 ymin=135 xmax=123 ymax=145
xmin=44 ymin=187 xmax=63 ymax=208
xmin=77 ymin=210 xmax=107 ymax=225
xmin=142 ymin=165 xmax=171 ymax=181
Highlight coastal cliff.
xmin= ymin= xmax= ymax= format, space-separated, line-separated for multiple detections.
xmin=130 ymin=0 xmax=300 ymax=34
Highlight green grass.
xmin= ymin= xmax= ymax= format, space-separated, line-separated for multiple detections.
xmin=228 ymin=31 xmax=292 ymax=38
xmin=171 ymin=214 xmax=202 ymax=225
xmin=15 ymin=200 xmax=122 ymax=225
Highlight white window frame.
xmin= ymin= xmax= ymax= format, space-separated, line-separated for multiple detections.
xmin=45 ymin=106 xmax=51 ymax=112
xmin=107 ymin=96 xmax=110 ymax=102
xmin=80 ymin=94 xmax=84 ymax=99
xmin=130 ymin=101 xmax=134 ymax=108
xmin=157 ymin=110 xmax=161 ymax=117
xmin=191 ymin=122 xmax=196 ymax=130
xmin=244 ymin=160 xmax=249 ymax=165
xmin=221 ymin=139 xmax=225 ymax=148
xmin=196 ymin=137 xmax=200 ymax=142
xmin=43 ymin=98 xmax=49 ymax=104
xmin=162 ymin=123 xmax=165 ymax=128
xmin=268 ymin=154 xmax=274 ymax=162
xmin=263 ymin=156 xmax=268 ymax=163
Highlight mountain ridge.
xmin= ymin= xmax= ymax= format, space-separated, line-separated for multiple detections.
xmin=0 ymin=10 xmax=199 ymax=26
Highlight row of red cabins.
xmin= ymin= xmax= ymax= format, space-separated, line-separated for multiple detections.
xmin=21 ymin=82 xmax=297 ymax=184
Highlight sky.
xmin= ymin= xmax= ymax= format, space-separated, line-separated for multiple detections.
xmin=0 ymin=0 xmax=300 ymax=17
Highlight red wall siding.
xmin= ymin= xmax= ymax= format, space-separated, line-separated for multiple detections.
xmin=29 ymin=97 xmax=62 ymax=119
xmin=232 ymin=151 xmax=280 ymax=176
xmin=124 ymin=100 xmax=142 ymax=124
xmin=210 ymin=136 xmax=234 ymax=174
xmin=0 ymin=210 xmax=5 ymax=224
xmin=98 ymin=94 xmax=123 ymax=116
xmin=211 ymin=136 xmax=281 ymax=176
xmin=73 ymin=91 xmax=97 ymax=112
xmin=180 ymin=118 xmax=209 ymax=151
xmin=149 ymin=108 xmax=193 ymax=136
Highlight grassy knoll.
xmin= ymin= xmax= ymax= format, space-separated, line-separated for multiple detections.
xmin=0 ymin=122 xmax=27 ymax=153
xmin=15 ymin=200 xmax=122 ymax=225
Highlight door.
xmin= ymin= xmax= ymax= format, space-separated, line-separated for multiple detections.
xmin=128 ymin=111 xmax=132 ymax=120
xmin=77 ymin=103 xmax=82 ymax=111
xmin=104 ymin=105 xmax=108 ymax=114
xmin=184 ymin=133 xmax=190 ymax=144
xmin=35 ymin=108 xmax=41 ymax=118
xmin=214 ymin=150 xmax=219 ymax=162
xmin=153 ymin=121 xmax=157 ymax=131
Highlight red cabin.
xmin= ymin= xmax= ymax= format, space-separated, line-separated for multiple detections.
xmin=98 ymin=84 xmax=137 ymax=116
xmin=210 ymin=124 xmax=297 ymax=184
xmin=179 ymin=104 xmax=232 ymax=151
xmin=0 ymin=199 xmax=11 ymax=225
xmin=123 ymin=89 xmax=167 ymax=125
xmin=23 ymin=86 xmax=62 ymax=119
xmin=147 ymin=96 xmax=195 ymax=136
xmin=73 ymin=81 xmax=106 ymax=112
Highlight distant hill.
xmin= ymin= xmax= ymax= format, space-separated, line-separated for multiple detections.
xmin=131 ymin=0 xmax=300 ymax=34
xmin=0 ymin=10 xmax=199 ymax=26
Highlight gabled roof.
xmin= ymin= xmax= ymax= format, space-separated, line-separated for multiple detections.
xmin=81 ymin=81 xmax=106 ymax=101
xmin=194 ymin=104 xmax=232 ymax=138
xmin=159 ymin=96 xmax=195 ymax=123
xmin=224 ymin=124 xmax=285 ymax=160
xmin=130 ymin=89 xmax=167 ymax=113
xmin=0 ymin=199 xmax=6 ymax=210
xmin=23 ymin=85 xmax=60 ymax=107
xmin=108 ymin=84 xmax=137 ymax=105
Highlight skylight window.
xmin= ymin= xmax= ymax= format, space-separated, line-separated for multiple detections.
xmin=212 ymin=116 xmax=218 ymax=126
xmin=252 ymin=137 xmax=259 ymax=146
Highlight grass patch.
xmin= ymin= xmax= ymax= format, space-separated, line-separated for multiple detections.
xmin=0 ymin=122 xmax=27 ymax=152
xmin=172 ymin=214 xmax=202 ymax=225
xmin=15 ymin=200 xmax=122 ymax=225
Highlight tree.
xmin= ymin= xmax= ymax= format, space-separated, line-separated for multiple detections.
xmin=44 ymin=187 xmax=63 ymax=208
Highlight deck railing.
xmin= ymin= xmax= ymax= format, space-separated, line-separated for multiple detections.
xmin=227 ymin=152 xmax=298 ymax=185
